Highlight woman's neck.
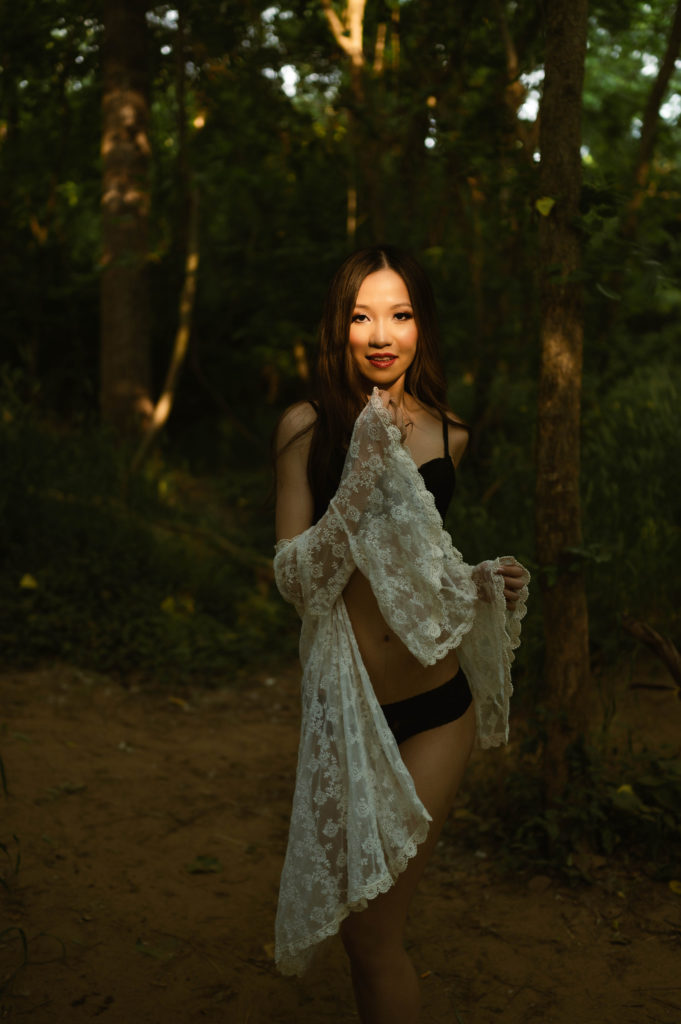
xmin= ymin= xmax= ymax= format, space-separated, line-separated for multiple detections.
xmin=363 ymin=376 xmax=411 ymax=410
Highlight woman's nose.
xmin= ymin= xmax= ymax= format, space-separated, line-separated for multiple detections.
xmin=369 ymin=320 xmax=390 ymax=346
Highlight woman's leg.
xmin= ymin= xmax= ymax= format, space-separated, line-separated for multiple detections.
xmin=340 ymin=703 xmax=476 ymax=1024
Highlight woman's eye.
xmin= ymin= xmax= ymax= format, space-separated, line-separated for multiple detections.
xmin=394 ymin=311 xmax=413 ymax=321
xmin=351 ymin=313 xmax=369 ymax=323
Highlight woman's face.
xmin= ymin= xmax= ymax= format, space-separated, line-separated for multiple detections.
xmin=348 ymin=268 xmax=418 ymax=391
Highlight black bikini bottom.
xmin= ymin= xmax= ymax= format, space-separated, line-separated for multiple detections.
xmin=380 ymin=668 xmax=473 ymax=746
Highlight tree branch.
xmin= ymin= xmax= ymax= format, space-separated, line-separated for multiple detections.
xmin=319 ymin=0 xmax=364 ymax=64
xmin=346 ymin=0 xmax=367 ymax=67
xmin=321 ymin=0 xmax=366 ymax=68
xmin=131 ymin=186 xmax=199 ymax=472
xmin=493 ymin=0 xmax=539 ymax=158
xmin=622 ymin=616 xmax=681 ymax=689
xmin=624 ymin=0 xmax=681 ymax=231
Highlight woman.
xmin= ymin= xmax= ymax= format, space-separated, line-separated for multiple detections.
xmin=273 ymin=246 xmax=529 ymax=1023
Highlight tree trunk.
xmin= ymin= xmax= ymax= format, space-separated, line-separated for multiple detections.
xmin=321 ymin=0 xmax=370 ymax=240
xmin=100 ymin=0 xmax=152 ymax=435
xmin=535 ymin=0 xmax=590 ymax=801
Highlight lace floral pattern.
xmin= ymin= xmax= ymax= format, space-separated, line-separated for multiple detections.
xmin=274 ymin=601 xmax=431 ymax=976
xmin=273 ymin=390 xmax=530 ymax=975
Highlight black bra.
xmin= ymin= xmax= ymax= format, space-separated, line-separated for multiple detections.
xmin=310 ymin=402 xmax=457 ymax=523
xmin=416 ymin=414 xmax=456 ymax=521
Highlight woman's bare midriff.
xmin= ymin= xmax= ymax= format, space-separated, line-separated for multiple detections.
xmin=342 ymin=568 xmax=460 ymax=705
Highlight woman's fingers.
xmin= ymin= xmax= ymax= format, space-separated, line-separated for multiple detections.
xmin=497 ymin=561 xmax=524 ymax=577
xmin=496 ymin=562 xmax=526 ymax=608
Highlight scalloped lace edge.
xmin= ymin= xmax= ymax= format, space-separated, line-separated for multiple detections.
xmin=275 ymin=816 xmax=431 ymax=977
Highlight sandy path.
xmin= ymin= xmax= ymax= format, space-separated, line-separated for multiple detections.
xmin=1 ymin=665 xmax=679 ymax=1023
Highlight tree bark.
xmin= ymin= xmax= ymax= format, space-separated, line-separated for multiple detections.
xmin=100 ymin=0 xmax=153 ymax=435
xmin=535 ymin=0 xmax=590 ymax=800
xmin=321 ymin=0 xmax=369 ymax=239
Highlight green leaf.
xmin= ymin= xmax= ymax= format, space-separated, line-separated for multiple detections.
xmin=185 ymin=855 xmax=222 ymax=874
xmin=535 ymin=196 xmax=556 ymax=217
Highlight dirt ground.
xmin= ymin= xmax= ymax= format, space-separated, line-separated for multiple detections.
xmin=1 ymin=661 xmax=680 ymax=1024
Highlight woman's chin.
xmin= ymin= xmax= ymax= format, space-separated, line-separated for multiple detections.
xmin=359 ymin=371 xmax=404 ymax=393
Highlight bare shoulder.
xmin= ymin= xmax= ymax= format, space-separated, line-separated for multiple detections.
xmin=275 ymin=400 xmax=317 ymax=455
xmin=445 ymin=410 xmax=469 ymax=467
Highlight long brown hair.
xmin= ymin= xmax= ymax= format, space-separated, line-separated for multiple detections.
xmin=283 ymin=245 xmax=458 ymax=522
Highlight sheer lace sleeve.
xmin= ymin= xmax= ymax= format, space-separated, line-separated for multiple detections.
xmin=457 ymin=557 xmax=530 ymax=748
xmin=340 ymin=397 xmax=479 ymax=665
xmin=273 ymin=394 xmax=401 ymax=617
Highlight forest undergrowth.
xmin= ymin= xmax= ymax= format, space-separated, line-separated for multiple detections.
xmin=1 ymin=373 xmax=680 ymax=875
xmin=0 ymin=382 xmax=296 ymax=686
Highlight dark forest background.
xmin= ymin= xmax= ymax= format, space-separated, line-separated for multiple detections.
xmin=1 ymin=0 xmax=680 ymax=864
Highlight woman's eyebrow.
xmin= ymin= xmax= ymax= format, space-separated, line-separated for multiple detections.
xmin=353 ymin=302 xmax=413 ymax=310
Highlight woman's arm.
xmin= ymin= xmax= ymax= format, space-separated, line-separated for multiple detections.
xmin=275 ymin=402 xmax=316 ymax=543
xmin=273 ymin=396 xmax=399 ymax=616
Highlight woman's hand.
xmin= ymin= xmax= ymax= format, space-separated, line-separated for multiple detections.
xmin=376 ymin=389 xmax=411 ymax=443
xmin=495 ymin=557 xmax=526 ymax=610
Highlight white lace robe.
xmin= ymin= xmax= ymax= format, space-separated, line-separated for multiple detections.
xmin=273 ymin=390 xmax=530 ymax=976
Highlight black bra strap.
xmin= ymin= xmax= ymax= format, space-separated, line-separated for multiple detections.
xmin=442 ymin=414 xmax=449 ymax=457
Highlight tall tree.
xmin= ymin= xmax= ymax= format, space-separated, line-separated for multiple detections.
xmin=321 ymin=0 xmax=370 ymax=242
xmin=100 ymin=0 xmax=152 ymax=434
xmin=535 ymin=0 xmax=590 ymax=798
xmin=320 ymin=0 xmax=404 ymax=242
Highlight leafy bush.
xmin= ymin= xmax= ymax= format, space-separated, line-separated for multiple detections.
xmin=452 ymin=740 xmax=681 ymax=879
xmin=0 ymin=383 xmax=297 ymax=684
xmin=582 ymin=361 xmax=681 ymax=653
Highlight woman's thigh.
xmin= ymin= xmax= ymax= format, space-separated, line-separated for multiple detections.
xmin=341 ymin=703 xmax=476 ymax=957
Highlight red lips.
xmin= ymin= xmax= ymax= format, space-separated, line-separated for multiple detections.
xmin=367 ymin=355 xmax=397 ymax=368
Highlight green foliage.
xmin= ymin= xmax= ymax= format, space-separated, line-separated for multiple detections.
xmin=584 ymin=0 xmax=681 ymax=169
xmin=185 ymin=855 xmax=222 ymax=874
xmin=0 ymin=380 xmax=297 ymax=683
xmin=582 ymin=362 xmax=681 ymax=650
xmin=457 ymin=742 xmax=681 ymax=880
xmin=0 ymin=0 xmax=679 ymax=711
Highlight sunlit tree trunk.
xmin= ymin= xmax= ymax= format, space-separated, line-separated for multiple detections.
xmin=322 ymin=0 xmax=396 ymax=241
xmin=100 ymin=0 xmax=152 ymax=434
xmin=321 ymin=0 xmax=368 ymax=240
xmin=535 ymin=0 xmax=590 ymax=800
